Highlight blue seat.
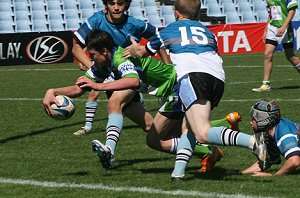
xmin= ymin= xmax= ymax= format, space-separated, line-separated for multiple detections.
xmin=237 ymin=2 xmax=253 ymax=14
xmin=203 ymin=0 xmax=219 ymax=8
xmin=253 ymin=1 xmax=267 ymax=12
xmin=241 ymin=11 xmax=257 ymax=23
xmin=257 ymin=10 xmax=269 ymax=22
xmin=225 ymin=11 xmax=241 ymax=24
xmin=66 ymin=18 xmax=81 ymax=30
xmin=0 ymin=2 xmax=13 ymax=13
xmin=81 ymin=8 xmax=95 ymax=22
xmin=79 ymin=0 xmax=95 ymax=10
xmin=63 ymin=0 xmax=79 ymax=10
xmin=131 ymin=1 xmax=141 ymax=7
xmin=49 ymin=19 xmax=65 ymax=31
xmin=129 ymin=6 xmax=144 ymax=17
xmin=160 ymin=5 xmax=174 ymax=16
xmin=47 ymin=0 xmax=63 ymax=11
xmin=15 ymin=10 xmax=31 ymax=22
xmin=0 ymin=12 xmax=14 ymax=23
xmin=144 ymin=6 xmax=160 ymax=17
xmin=207 ymin=3 xmax=225 ymax=17
xmin=65 ymin=9 xmax=81 ymax=20
xmin=0 ymin=21 xmax=14 ymax=33
xmin=147 ymin=14 xmax=163 ymax=27
xmin=32 ymin=19 xmax=49 ymax=32
xmin=32 ymin=10 xmax=48 ymax=21
xmin=16 ymin=20 xmax=32 ymax=32
xmin=163 ymin=14 xmax=175 ymax=26
xmin=143 ymin=0 xmax=156 ymax=7
xmin=223 ymin=2 xmax=237 ymax=14
xmin=31 ymin=1 xmax=47 ymax=11
xmin=219 ymin=0 xmax=234 ymax=5
xmin=95 ymin=0 xmax=105 ymax=10
xmin=48 ymin=9 xmax=65 ymax=21
xmin=15 ymin=1 xmax=30 ymax=12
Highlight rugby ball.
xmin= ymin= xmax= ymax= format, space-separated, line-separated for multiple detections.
xmin=49 ymin=95 xmax=75 ymax=120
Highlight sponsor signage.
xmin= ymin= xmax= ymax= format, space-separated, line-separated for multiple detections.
xmin=0 ymin=31 xmax=73 ymax=66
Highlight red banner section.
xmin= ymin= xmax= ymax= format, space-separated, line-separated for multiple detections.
xmin=208 ymin=23 xmax=267 ymax=54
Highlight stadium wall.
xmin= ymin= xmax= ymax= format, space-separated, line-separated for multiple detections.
xmin=1 ymin=21 xmax=300 ymax=66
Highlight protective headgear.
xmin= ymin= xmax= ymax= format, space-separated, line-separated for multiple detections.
xmin=250 ymin=99 xmax=280 ymax=132
xmin=102 ymin=0 xmax=132 ymax=10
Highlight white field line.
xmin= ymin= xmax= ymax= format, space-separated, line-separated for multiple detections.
xmin=1 ymin=98 xmax=300 ymax=103
xmin=0 ymin=178 xmax=274 ymax=198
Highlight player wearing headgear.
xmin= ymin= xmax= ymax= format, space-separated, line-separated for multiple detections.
xmin=243 ymin=99 xmax=300 ymax=176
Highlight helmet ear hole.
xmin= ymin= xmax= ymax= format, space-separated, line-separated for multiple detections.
xmin=251 ymin=99 xmax=280 ymax=132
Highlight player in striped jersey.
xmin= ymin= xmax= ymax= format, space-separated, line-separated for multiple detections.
xmin=242 ymin=99 xmax=300 ymax=176
xmin=72 ymin=0 xmax=170 ymax=135
xmin=123 ymin=0 xmax=268 ymax=180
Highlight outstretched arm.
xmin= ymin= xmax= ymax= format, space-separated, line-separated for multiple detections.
xmin=76 ymin=76 xmax=140 ymax=92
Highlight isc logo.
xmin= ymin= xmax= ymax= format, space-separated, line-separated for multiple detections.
xmin=26 ymin=36 xmax=68 ymax=64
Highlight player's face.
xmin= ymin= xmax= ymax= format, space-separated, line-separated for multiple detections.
xmin=88 ymin=49 xmax=110 ymax=67
xmin=106 ymin=0 xmax=127 ymax=23
xmin=250 ymin=119 xmax=258 ymax=132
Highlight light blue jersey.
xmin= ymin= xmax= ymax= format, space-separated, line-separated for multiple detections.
xmin=146 ymin=19 xmax=224 ymax=82
xmin=74 ymin=11 xmax=157 ymax=48
xmin=273 ymin=118 xmax=300 ymax=158
xmin=147 ymin=20 xmax=218 ymax=54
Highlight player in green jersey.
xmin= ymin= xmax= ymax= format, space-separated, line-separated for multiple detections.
xmin=252 ymin=0 xmax=300 ymax=92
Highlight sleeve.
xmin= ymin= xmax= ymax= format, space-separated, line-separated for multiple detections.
xmin=287 ymin=0 xmax=298 ymax=10
xmin=73 ymin=13 xmax=100 ymax=46
xmin=117 ymin=60 xmax=139 ymax=78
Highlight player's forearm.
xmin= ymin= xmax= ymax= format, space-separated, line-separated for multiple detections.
xmin=275 ymin=156 xmax=300 ymax=176
xmin=97 ymin=78 xmax=140 ymax=91
xmin=282 ymin=9 xmax=296 ymax=29
xmin=158 ymin=49 xmax=171 ymax=64
xmin=72 ymin=44 xmax=94 ymax=68
xmin=50 ymin=86 xmax=85 ymax=98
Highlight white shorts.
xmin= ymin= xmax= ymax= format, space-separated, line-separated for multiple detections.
xmin=266 ymin=24 xmax=294 ymax=44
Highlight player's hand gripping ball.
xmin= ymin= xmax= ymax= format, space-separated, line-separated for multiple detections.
xmin=48 ymin=95 xmax=75 ymax=120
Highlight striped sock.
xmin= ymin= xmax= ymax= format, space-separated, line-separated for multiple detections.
xmin=85 ymin=101 xmax=97 ymax=130
xmin=105 ymin=113 xmax=123 ymax=155
xmin=171 ymin=133 xmax=196 ymax=178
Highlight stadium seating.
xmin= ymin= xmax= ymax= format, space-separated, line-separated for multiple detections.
xmin=14 ymin=1 xmax=30 ymax=12
xmin=15 ymin=10 xmax=32 ymax=23
xmin=81 ymin=8 xmax=96 ymax=21
xmin=129 ymin=6 xmax=145 ymax=18
xmin=147 ymin=14 xmax=163 ymax=27
xmin=16 ymin=20 xmax=32 ymax=32
xmin=222 ymin=2 xmax=237 ymax=14
xmin=225 ymin=11 xmax=241 ymax=24
xmin=79 ymin=0 xmax=95 ymax=10
xmin=160 ymin=5 xmax=174 ymax=16
xmin=0 ymin=21 xmax=14 ymax=33
xmin=206 ymin=3 xmax=225 ymax=17
xmin=49 ymin=19 xmax=65 ymax=31
xmin=31 ymin=1 xmax=47 ymax=11
xmin=0 ymin=12 xmax=14 ymax=23
xmin=241 ymin=11 xmax=257 ymax=23
xmin=65 ymin=9 xmax=82 ymax=21
xmin=0 ymin=2 xmax=13 ymax=14
xmin=32 ymin=10 xmax=48 ymax=22
xmin=47 ymin=0 xmax=63 ymax=11
xmin=256 ymin=10 xmax=269 ymax=22
xmin=66 ymin=18 xmax=81 ymax=30
xmin=63 ymin=0 xmax=79 ymax=10
xmin=144 ymin=0 xmax=157 ymax=7
xmin=163 ymin=14 xmax=175 ymax=26
xmin=32 ymin=19 xmax=49 ymax=32
xmin=144 ymin=6 xmax=160 ymax=17
xmin=48 ymin=9 xmax=65 ymax=21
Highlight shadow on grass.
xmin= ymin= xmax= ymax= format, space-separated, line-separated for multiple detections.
xmin=274 ymin=86 xmax=300 ymax=90
xmin=0 ymin=119 xmax=141 ymax=144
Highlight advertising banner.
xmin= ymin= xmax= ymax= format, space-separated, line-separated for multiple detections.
xmin=0 ymin=31 xmax=73 ymax=66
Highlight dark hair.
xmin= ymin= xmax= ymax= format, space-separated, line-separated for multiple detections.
xmin=85 ymin=30 xmax=117 ymax=53
xmin=175 ymin=0 xmax=201 ymax=20
xmin=102 ymin=0 xmax=132 ymax=10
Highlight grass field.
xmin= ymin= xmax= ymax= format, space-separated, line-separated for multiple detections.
xmin=1 ymin=52 xmax=300 ymax=198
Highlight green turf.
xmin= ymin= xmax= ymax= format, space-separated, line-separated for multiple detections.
xmin=1 ymin=52 xmax=300 ymax=198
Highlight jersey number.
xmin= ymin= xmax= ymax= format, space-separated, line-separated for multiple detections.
xmin=179 ymin=26 xmax=208 ymax=46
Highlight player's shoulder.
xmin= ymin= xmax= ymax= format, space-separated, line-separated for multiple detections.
xmin=126 ymin=15 xmax=147 ymax=26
